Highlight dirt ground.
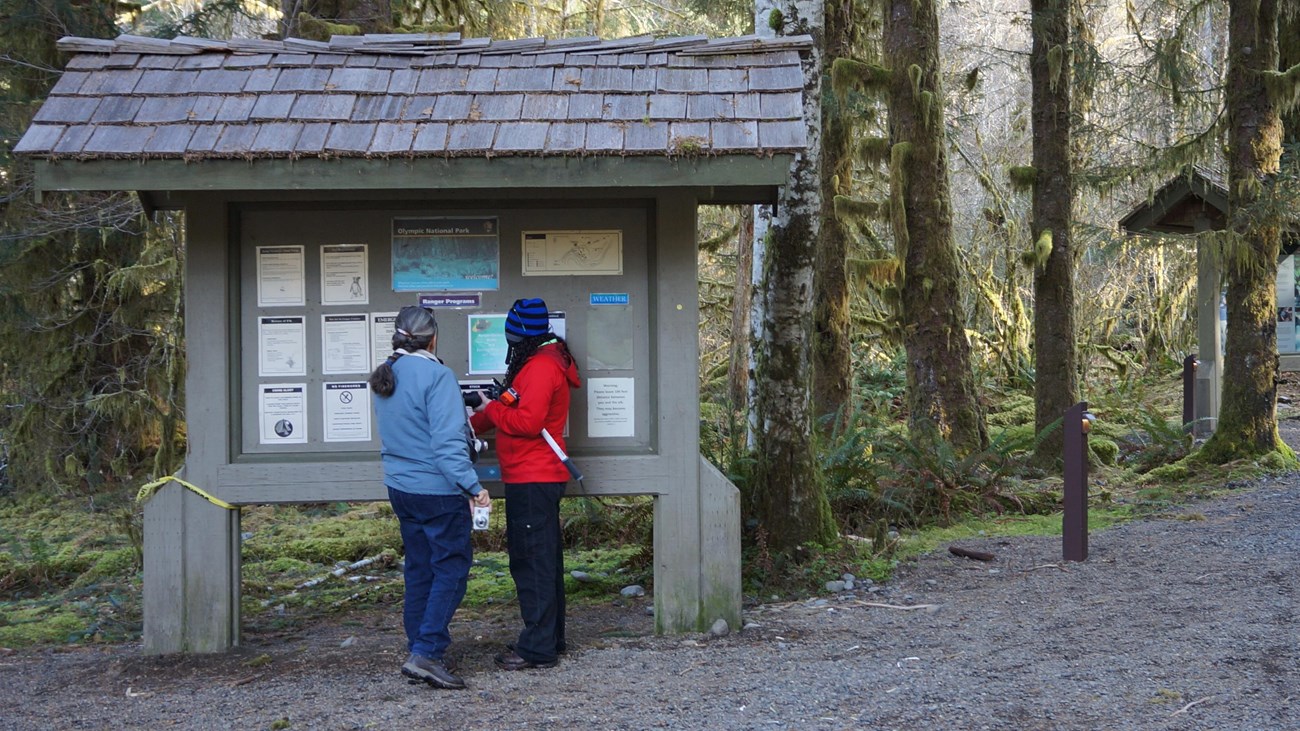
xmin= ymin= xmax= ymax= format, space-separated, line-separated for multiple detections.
xmin=2 ymin=385 xmax=1299 ymax=730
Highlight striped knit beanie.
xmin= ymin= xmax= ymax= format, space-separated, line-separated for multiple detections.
xmin=504 ymin=298 xmax=550 ymax=343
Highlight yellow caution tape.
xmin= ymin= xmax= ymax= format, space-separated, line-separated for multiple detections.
xmin=135 ymin=475 xmax=236 ymax=510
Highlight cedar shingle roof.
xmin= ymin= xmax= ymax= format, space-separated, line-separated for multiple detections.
xmin=16 ymin=33 xmax=812 ymax=161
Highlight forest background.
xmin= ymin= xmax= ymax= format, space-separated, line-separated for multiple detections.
xmin=1 ymin=0 xmax=1299 ymax=647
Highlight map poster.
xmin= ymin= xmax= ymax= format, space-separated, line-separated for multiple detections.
xmin=323 ymin=382 xmax=371 ymax=442
xmin=259 ymin=383 xmax=308 ymax=445
xmin=256 ymin=245 xmax=305 ymax=307
xmin=392 ymin=217 xmax=499 ymax=292
xmin=587 ymin=377 xmax=635 ymax=438
xmin=370 ymin=311 xmax=398 ymax=368
xmin=322 ymin=314 xmax=370 ymax=375
xmin=258 ymin=315 xmax=306 ymax=377
xmin=521 ymin=230 xmax=622 ymax=276
xmin=321 ymin=244 xmax=368 ymax=306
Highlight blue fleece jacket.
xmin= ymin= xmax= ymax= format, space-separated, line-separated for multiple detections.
xmin=372 ymin=352 xmax=482 ymax=497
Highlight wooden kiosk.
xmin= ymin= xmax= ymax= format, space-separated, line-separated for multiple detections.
xmin=16 ymin=32 xmax=811 ymax=653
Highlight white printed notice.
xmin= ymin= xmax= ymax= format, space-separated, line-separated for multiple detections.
xmin=322 ymin=314 xmax=370 ymax=374
xmin=257 ymin=245 xmax=305 ymax=307
xmin=260 ymin=383 xmax=308 ymax=444
xmin=323 ymin=382 xmax=371 ymax=442
xmin=371 ymin=311 xmax=398 ymax=368
xmin=521 ymin=230 xmax=622 ymax=276
xmin=321 ymin=244 xmax=369 ymax=306
xmin=587 ymin=377 xmax=635 ymax=438
xmin=258 ymin=316 xmax=306 ymax=377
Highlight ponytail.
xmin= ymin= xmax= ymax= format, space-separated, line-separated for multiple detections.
xmin=368 ymin=332 xmax=433 ymax=397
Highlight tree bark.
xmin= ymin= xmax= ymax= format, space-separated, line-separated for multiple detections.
xmin=1202 ymin=0 xmax=1291 ymax=462
xmin=728 ymin=206 xmax=754 ymax=409
xmin=748 ymin=0 xmax=838 ymax=555
xmin=812 ymin=0 xmax=854 ymax=426
xmin=883 ymin=0 xmax=988 ymax=454
xmin=1030 ymin=0 xmax=1078 ymax=465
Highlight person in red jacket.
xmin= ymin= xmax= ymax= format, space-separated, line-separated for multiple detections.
xmin=470 ymin=298 xmax=581 ymax=670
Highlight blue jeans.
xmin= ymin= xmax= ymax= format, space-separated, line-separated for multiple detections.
xmin=387 ymin=488 xmax=472 ymax=660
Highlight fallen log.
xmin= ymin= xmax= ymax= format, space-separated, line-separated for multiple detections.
xmin=948 ymin=545 xmax=995 ymax=562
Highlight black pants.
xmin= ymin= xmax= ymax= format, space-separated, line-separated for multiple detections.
xmin=504 ymin=481 xmax=566 ymax=663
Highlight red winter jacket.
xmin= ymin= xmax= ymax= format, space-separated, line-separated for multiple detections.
xmin=471 ymin=342 xmax=581 ymax=483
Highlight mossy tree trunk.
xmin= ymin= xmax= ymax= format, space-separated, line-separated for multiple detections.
xmin=811 ymin=0 xmax=854 ymax=426
xmin=1201 ymin=0 xmax=1291 ymax=463
xmin=727 ymin=206 xmax=754 ymax=409
xmin=883 ymin=0 xmax=988 ymax=454
xmin=1029 ymin=0 xmax=1079 ymax=465
xmin=748 ymin=0 xmax=838 ymax=556
xmin=284 ymin=0 xmax=392 ymax=38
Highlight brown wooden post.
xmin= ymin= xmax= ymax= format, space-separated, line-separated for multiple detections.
xmin=1062 ymin=401 xmax=1089 ymax=562
xmin=1183 ymin=355 xmax=1198 ymax=429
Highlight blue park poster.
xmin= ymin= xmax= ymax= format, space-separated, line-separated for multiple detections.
xmin=391 ymin=217 xmax=499 ymax=292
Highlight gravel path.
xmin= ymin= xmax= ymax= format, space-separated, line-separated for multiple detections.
xmin=3 ymin=474 xmax=1299 ymax=730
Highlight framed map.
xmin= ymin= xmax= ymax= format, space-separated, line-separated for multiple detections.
xmin=521 ymin=230 xmax=622 ymax=276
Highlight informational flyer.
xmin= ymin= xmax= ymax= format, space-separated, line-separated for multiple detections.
xmin=587 ymin=377 xmax=635 ymax=438
xmin=392 ymin=217 xmax=499 ymax=292
xmin=256 ymin=245 xmax=305 ymax=307
xmin=467 ymin=314 xmax=508 ymax=374
xmin=323 ymin=381 xmax=371 ymax=442
xmin=321 ymin=244 xmax=369 ymax=306
xmin=259 ymin=383 xmax=308 ymax=445
xmin=522 ymin=230 xmax=623 ymax=276
xmin=258 ymin=316 xmax=306 ymax=377
xmin=322 ymin=314 xmax=370 ymax=375
xmin=370 ymin=311 xmax=398 ymax=368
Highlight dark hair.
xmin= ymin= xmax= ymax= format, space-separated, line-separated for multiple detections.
xmin=369 ymin=308 xmax=437 ymax=397
xmin=502 ymin=333 xmax=573 ymax=390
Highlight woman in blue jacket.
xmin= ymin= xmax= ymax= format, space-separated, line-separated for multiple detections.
xmin=369 ymin=306 xmax=489 ymax=690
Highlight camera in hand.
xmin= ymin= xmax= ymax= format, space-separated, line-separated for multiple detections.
xmin=463 ymin=380 xmax=504 ymax=408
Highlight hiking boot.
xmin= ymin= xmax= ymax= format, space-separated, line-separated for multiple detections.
xmin=401 ymin=653 xmax=466 ymax=690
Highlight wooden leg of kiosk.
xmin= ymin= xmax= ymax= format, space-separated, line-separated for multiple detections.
xmin=143 ymin=481 xmax=241 ymax=653
xmin=651 ymin=457 xmax=742 ymax=634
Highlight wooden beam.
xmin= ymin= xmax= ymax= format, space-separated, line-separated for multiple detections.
xmin=34 ymin=155 xmax=797 ymax=196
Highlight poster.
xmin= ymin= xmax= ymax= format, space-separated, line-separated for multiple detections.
xmin=258 ymin=316 xmax=306 ymax=377
xmin=521 ymin=230 xmax=623 ymax=276
xmin=256 ymin=246 xmax=305 ymax=307
xmin=587 ymin=377 xmax=635 ymax=438
xmin=321 ymin=244 xmax=368 ymax=306
xmin=370 ymin=311 xmax=398 ymax=367
xmin=467 ymin=312 xmax=566 ymax=374
xmin=467 ymin=314 xmax=508 ymax=374
xmin=391 ymin=217 xmax=499 ymax=292
xmin=323 ymin=381 xmax=371 ymax=442
xmin=322 ymin=314 xmax=370 ymax=375
xmin=259 ymin=383 xmax=307 ymax=444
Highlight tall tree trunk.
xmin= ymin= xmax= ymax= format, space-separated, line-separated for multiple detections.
xmin=883 ymin=0 xmax=988 ymax=454
xmin=1202 ymin=0 xmax=1291 ymax=462
xmin=748 ymin=0 xmax=838 ymax=555
xmin=728 ymin=207 xmax=754 ymax=409
xmin=812 ymin=0 xmax=854 ymax=425
xmin=1030 ymin=0 xmax=1078 ymax=465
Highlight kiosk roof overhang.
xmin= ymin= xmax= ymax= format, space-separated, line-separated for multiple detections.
xmin=17 ymin=32 xmax=812 ymax=203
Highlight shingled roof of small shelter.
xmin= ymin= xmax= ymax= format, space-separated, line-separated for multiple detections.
xmin=15 ymin=33 xmax=812 ymax=162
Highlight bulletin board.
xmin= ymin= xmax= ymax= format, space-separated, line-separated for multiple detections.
xmin=234 ymin=203 xmax=654 ymax=462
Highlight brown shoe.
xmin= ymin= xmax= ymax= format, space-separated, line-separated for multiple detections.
xmin=494 ymin=650 xmax=558 ymax=671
